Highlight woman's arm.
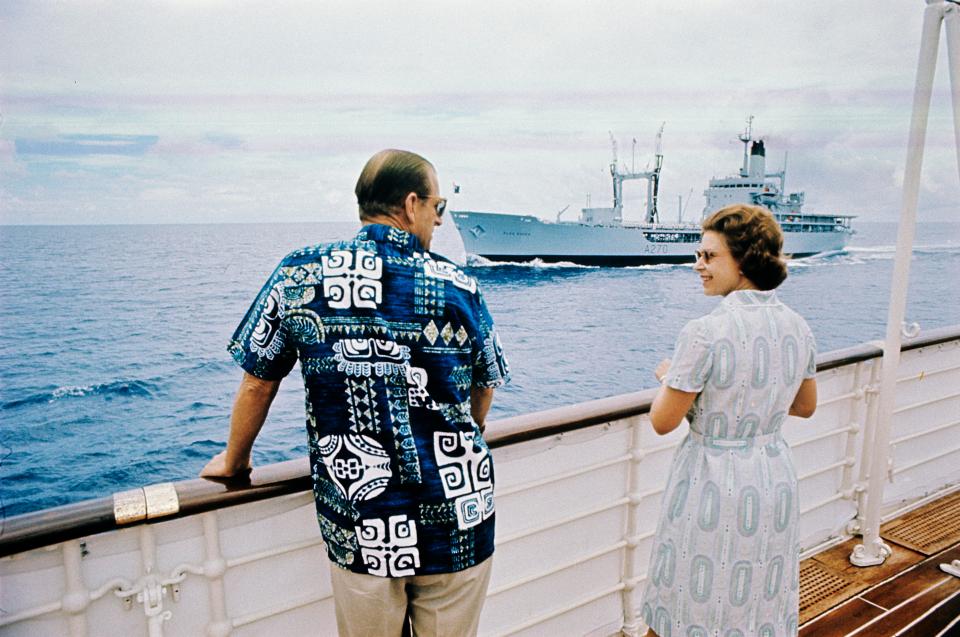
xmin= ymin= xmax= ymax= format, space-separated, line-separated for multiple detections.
xmin=789 ymin=378 xmax=818 ymax=418
xmin=650 ymin=383 xmax=698 ymax=435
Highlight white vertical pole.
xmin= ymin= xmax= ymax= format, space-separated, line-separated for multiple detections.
xmin=849 ymin=361 xmax=882 ymax=536
xmin=944 ymin=1 xmax=960 ymax=182
xmin=850 ymin=0 xmax=946 ymax=567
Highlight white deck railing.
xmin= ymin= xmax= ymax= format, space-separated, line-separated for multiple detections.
xmin=2 ymin=327 xmax=959 ymax=636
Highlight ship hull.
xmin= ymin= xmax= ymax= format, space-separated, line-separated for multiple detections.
xmin=452 ymin=211 xmax=850 ymax=265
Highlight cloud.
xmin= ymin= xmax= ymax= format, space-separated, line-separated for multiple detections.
xmin=0 ymin=138 xmax=19 ymax=167
xmin=15 ymin=134 xmax=159 ymax=156
xmin=204 ymin=133 xmax=245 ymax=150
xmin=0 ymin=1 xmax=954 ymax=224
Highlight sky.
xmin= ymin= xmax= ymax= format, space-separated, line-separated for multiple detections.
xmin=1 ymin=0 xmax=958 ymax=225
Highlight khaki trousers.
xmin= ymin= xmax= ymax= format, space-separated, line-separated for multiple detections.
xmin=328 ymin=557 xmax=493 ymax=637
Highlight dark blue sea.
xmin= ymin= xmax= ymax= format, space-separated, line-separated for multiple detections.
xmin=1 ymin=221 xmax=958 ymax=518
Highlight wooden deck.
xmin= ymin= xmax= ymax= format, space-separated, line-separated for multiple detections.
xmin=799 ymin=490 xmax=960 ymax=636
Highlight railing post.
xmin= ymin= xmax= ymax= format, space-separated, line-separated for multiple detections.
xmin=202 ymin=512 xmax=232 ymax=637
xmin=839 ymin=363 xmax=865 ymax=521
xmin=850 ymin=0 xmax=948 ymax=567
xmin=619 ymin=415 xmax=646 ymax=636
xmin=62 ymin=540 xmax=89 ymax=637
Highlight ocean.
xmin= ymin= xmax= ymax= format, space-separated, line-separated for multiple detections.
xmin=1 ymin=220 xmax=958 ymax=518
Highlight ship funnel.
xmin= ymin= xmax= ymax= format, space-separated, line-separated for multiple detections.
xmin=749 ymin=140 xmax=766 ymax=180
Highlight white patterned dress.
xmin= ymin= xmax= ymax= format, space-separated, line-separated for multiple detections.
xmin=640 ymin=290 xmax=817 ymax=637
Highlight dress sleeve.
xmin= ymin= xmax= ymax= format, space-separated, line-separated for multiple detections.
xmin=470 ymin=288 xmax=511 ymax=389
xmin=664 ymin=318 xmax=714 ymax=393
xmin=227 ymin=263 xmax=298 ymax=381
xmin=803 ymin=322 xmax=818 ymax=379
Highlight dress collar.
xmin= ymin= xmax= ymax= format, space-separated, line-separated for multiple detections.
xmin=722 ymin=289 xmax=780 ymax=307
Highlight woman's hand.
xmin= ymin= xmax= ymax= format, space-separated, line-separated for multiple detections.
xmin=655 ymin=358 xmax=672 ymax=383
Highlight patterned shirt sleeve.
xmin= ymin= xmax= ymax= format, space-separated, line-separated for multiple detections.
xmin=664 ymin=318 xmax=714 ymax=393
xmin=470 ymin=289 xmax=511 ymax=389
xmin=227 ymin=263 xmax=298 ymax=381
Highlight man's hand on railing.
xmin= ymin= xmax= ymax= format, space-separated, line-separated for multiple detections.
xmin=200 ymin=450 xmax=252 ymax=478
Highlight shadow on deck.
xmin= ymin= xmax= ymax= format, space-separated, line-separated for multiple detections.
xmin=799 ymin=490 xmax=960 ymax=636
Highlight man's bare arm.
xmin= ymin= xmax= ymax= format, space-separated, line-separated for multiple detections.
xmin=471 ymin=386 xmax=495 ymax=433
xmin=200 ymin=372 xmax=282 ymax=478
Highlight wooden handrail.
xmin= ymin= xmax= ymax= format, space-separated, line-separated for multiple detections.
xmin=2 ymin=324 xmax=958 ymax=558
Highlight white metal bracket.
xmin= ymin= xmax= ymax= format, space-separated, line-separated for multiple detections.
xmin=850 ymin=540 xmax=892 ymax=567
xmin=114 ymin=569 xmax=189 ymax=637
xmin=901 ymin=321 xmax=921 ymax=339
xmin=941 ymin=559 xmax=960 ymax=577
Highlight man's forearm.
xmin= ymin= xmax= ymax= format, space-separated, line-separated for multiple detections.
xmin=471 ymin=386 xmax=495 ymax=431
xmin=224 ymin=372 xmax=281 ymax=471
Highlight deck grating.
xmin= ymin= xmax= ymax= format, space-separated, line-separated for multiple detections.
xmin=799 ymin=489 xmax=960 ymax=636
xmin=799 ymin=561 xmax=863 ymax=624
xmin=798 ymin=537 xmax=925 ymax=625
xmin=881 ymin=490 xmax=960 ymax=555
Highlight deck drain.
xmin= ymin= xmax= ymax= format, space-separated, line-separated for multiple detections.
xmin=882 ymin=490 xmax=960 ymax=555
xmin=799 ymin=561 xmax=854 ymax=616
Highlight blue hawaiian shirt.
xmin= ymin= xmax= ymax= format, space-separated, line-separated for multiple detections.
xmin=228 ymin=224 xmax=510 ymax=576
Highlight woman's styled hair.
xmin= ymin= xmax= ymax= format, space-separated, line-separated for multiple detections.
xmin=355 ymin=149 xmax=434 ymax=220
xmin=702 ymin=204 xmax=788 ymax=290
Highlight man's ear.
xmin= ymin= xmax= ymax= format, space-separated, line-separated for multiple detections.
xmin=402 ymin=192 xmax=418 ymax=225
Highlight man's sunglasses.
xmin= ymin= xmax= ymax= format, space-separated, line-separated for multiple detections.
xmin=418 ymin=194 xmax=447 ymax=217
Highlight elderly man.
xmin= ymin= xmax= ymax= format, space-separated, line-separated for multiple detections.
xmin=201 ymin=149 xmax=510 ymax=637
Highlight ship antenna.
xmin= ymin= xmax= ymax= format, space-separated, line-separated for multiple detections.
xmin=609 ymin=131 xmax=618 ymax=166
xmin=679 ymin=187 xmax=693 ymax=223
xmin=781 ymin=151 xmax=788 ymax=194
xmin=739 ymin=115 xmax=754 ymax=177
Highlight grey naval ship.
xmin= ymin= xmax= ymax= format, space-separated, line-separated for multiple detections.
xmin=452 ymin=122 xmax=855 ymax=266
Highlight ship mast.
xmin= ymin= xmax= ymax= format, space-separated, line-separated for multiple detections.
xmin=609 ymin=132 xmax=620 ymax=221
xmin=739 ymin=115 xmax=754 ymax=177
xmin=649 ymin=123 xmax=664 ymax=223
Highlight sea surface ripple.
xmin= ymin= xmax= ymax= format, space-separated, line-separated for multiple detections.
xmin=0 ymin=221 xmax=958 ymax=517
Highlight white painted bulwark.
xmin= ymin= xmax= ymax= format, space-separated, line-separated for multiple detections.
xmin=2 ymin=330 xmax=959 ymax=636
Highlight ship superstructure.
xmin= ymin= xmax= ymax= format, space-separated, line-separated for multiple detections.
xmin=452 ymin=120 xmax=854 ymax=266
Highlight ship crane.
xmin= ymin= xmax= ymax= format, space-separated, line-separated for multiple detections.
xmin=609 ymin=123 xmax=665 ymax=224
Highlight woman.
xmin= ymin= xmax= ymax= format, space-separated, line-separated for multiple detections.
xmin=641 ymin=204 xmax=818 ymax=637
